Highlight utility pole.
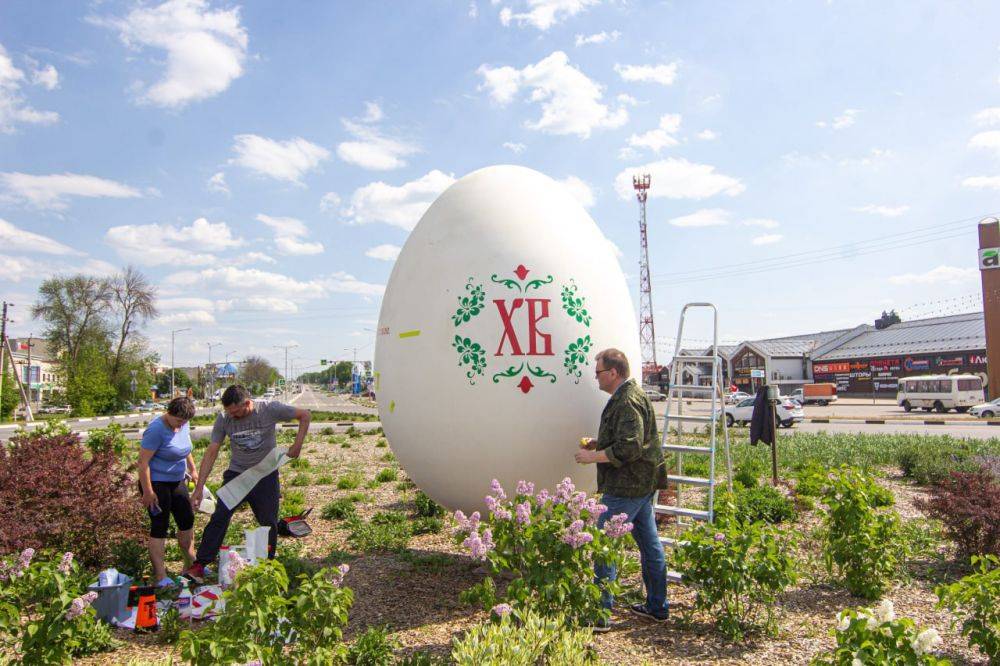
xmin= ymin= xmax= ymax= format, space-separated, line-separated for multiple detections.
xmin=170 ymin=327 xmax=191 ymax=399
xmin=0 ymin=302 xmax=9 ymax=418
xmin=25 ymin=334 xmax=34 ymax=409
xmin=3 ymin=337 xmax=31 ymax=422
xmin=633 ymin=174 xmax=658 ymax=385
xmin=207 ymin=342 xmax=221 ymax=401
xmin=274 ymin=344 xmax=298 ymax=401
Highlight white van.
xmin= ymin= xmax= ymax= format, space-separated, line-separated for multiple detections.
xmin=897 ymin=374 xmax=984 ymax=413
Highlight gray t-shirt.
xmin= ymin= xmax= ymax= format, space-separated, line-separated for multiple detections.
xmin=211 ymin=400 xmax=298 ymax=473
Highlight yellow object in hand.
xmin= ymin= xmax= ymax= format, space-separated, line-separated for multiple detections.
xmin=187 ymin=482 xmax=195 ymax=492
xmin=580 ymin=437 xmax=589 ymax=448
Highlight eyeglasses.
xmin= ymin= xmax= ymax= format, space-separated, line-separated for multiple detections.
xmin=595 ymin=368 xmax=612 ymax=377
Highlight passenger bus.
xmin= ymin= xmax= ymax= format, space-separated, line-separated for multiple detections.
xmin=896 ymin=374 xmax=985 ymax=413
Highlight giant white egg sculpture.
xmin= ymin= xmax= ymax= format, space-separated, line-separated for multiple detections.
xmin=374 ymin=165 xmax=639 ymax=513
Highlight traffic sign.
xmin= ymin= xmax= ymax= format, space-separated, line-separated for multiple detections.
xmin=321 ymin=359 xmax=327 ymax=365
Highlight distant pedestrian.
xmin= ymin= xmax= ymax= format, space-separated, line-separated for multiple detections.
xmin=137 ymin=396 xmax=198 ymax=587
xmin=183 ymin=385 xmax=310 ymax=583
xmin=575 ymin=348 xmax=669 ymax=630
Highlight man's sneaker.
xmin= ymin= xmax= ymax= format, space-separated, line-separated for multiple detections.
xmin=629 ymin=603 xmax=669 ymax=623
xmin=181 ymin=562 xmax=205 ymax=585
xmin=584 ymin=617 xmax=613 ymax=633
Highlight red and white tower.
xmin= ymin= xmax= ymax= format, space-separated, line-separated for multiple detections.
xmin=633 ymin=174 xmax=657 ymax=382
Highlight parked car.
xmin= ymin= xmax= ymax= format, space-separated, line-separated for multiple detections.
xmin=644 ymin=388 xmax=666 ymax=402
xmin=724 ymin=397 xmax=804 ymax=428
xmin=137 ymin=401 xmax=160 ymax=412
xmin=969 ymin=397 xmax=1000 ymax=418
xmin=39 ymin=404 xmax=71 ymax=415
xmin=726 ymin=391 xmax=751 ymax=405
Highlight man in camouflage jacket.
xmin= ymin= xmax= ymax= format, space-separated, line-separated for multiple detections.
xmin=575 ymin=348 xmax=669 ymax=628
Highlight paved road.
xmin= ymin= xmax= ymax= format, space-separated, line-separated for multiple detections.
xmin=290 ymin=385 xmax=378 ymax=415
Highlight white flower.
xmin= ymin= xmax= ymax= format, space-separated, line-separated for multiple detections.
xmin=911 ymin=628 xmax=942 ymax=656
xmin=837 ymin=614 xmax=851 ymax=632
xmin=874 ymin=599 xmax=895 ymax=624
xmin=851 ymin=659 xmax=863 ymax=666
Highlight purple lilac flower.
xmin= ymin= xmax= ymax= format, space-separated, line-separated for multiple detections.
xmin=516 ymin=480 xmax=535 ymax=497
xmin=453 ymin=510 xmax=481 ymax=535
xmin=65 ymin=591 xmax=98 ymax=621
xmin=463 ymin=529 xmax=495 ymax=560
xmin=489 ymin=479 xmax=508 ymax=501
xmin=491 ymin=603 xmax=513 ymax=617
xmin=560 ymin=518 xmax=594 ymax=549
xmin=554 ymin=477 xmax=575 ymax=504
xmin=17 ymin=548 xmax=35 ymax=575
xmin=58 ymin=552 xmax=74 ymax=575
xmin=493 ymin=507 xmax=512 ymax=521
xmin=331 ymin=563 xmax=350 ymax=586
xmin=515 ymin=501 xmax=531 ymax=526
xmin=226 ymin=550 xmax=248 ymax=584
xmin=485 ymin=495 xmax=499 ymax=512
xmin=714 ymin=533 xmax=726 ymax=543
xmin=535 ymin=489 xmax=551 ymax=504
xmin=603 ymin=513 xmax=634 ymax=538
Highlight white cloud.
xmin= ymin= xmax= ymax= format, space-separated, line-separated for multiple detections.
xmin=614 ymin=158 xmax=745 ymax=200
xmin=0 ymin=218 xmax=81 ymax=255
xmin=365 ymin=244 xmax=402 ymax=261
xmin=256 ymin=213 xmax=324 ymax=256
xmin=165 ymin=266 xmax=327 ymax=300
xmin=157 ymin=296 xmax=214 ymax=311
xmin=0 ymin=172 xmax=142 ymax=210
xmin=697 ymin=129 xmax=718 ymax=141
xmin=29 ymin=62 xmax=59 ymax=90
xmin=816 ymin=108 xmax=860 ymax=130
xmin=324 ymin=271 xmax=385 ymax=296
xmin=503 ymin=141 xmax=526 ymax=153
xmin=0 ymin=254 xmax=44 ymax=282
xmin=575 ymin=30 xmax=620 ymax=46
xmin=616 ymin=93 xmax=638 ymax=106
xmin=961 ymin=175 xmax=1000 ymax=190
xmin=216 ymin=297 xmax=299 ymax=314
xmin=852 ymin=204 xmax=910 ymax=217
xmin=89 ymin=0 xmax=248 ymax=108
xmin=668 ymin=208 xmax=731 ymax=228
xmin=106 ymin=217 xmax=242 ymax=265
xmin=0 ymin=43 xmax=59 ymax=132
xmin=741 ymin=218 xmax=780 ymax=229
xmin=751 ymin=233 xmax=783 ymax=245
xmin=206 ymin=171 xmax=229 ymax=195
xmin=478 ymin=51 xmax=628 ymax=138
xmin=362 ymin=101 xmax=384 ymax=123
xmin=888 ymin=265 xmax=978 ymax=286
xmin=159 ymin=310 xmax=216 ymax=325
xmin=627 ymin=113 xmax=681 ymax=153
xmin=231 ymin=251 xmax=276 ymax=266
xmin=559 ymin=175 xmax=595 ymax=208
xmin=469 ymin=2 xmax=479 ymax=19
xmin=969 ymin=130 xmax=1000 ymax=155
xmin=498 ymin=0 xmax=603 ymax=30
xmin=974 ymin=107 xmax=1000 ymax=126
xmin=0 ymin=254 xmax=116 ymax=283
xmin=336 ymin=119 xmax=418 ymax=170
xmin=614 ymin=62 xmax=679 ymax=86
xmin=319 ymin=192 xmax=342 ymax=213
xmin=230 ymin=134 xmax=330 ymax=184
xmin=342 ymin=170 xmax=456 ymax=231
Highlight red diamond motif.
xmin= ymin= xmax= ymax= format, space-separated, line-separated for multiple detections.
xmin=517 ymin=376 xmax=534 ymax=394
xmin=514 ymin=264 xmax=529 ymax=281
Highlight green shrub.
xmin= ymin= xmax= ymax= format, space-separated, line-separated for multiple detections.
xmin=811 ymin=600 xmax=947 ymax=665
xmin=347 ymin=626 xmax=397 ymax=666
xmin=289 ymin=473 xmax=311 ymax=487
xmin=793 ymin=461 xmax=829 ymax=497
xmin=376 ymin=439 xmax=388 ymax=448
xmin=398 ymin=651 xmax=449 ymax=665
xmin=289 ymin=457 xmax=311 ymax=470
xmin=822 ymin=467 xmax=906 ymax=599
xmin=179 ymin=559 xmax=353 ymax=666
xmin=674 ymin=518 xmax=797 ymax=639
xmin=346 ymin=492 xmax=369 ymax=503
xmin=337 ymin=472 xmax=363 ymax=490
xmin=415 ymin=491 xmax=445 ymax=518
xmin=341 ymin=442 xmax=352 ymax=449
xmin=379 ymin=452 xmax=396 ymax=463
xmin=413 ymin=517 xmax=443 ymax=535
xmin=320 ymin=426 xmax=335 ymax=436
xmin=734 ymin=457 xmax=768 ymax=489
xmin=315 ymin=473 xmax=335 ymax=485
xmin=347 ymin=515 xmax=412 ymax=553
xmin=281 ymin=490 xmax=307 ymax=517
xmin=451 ymin=608 xmax=600 ymax=665
xmin=110 ymin=538 xmax=150 ymax=580
xmin=192 ymin=436 xmax=211 ymax=451
xmin=84 ymin=423 xmax=131 ymax=459
xmin=918 ymin=469 xmax=1000 ymax=558
xmin=322 ymin=497 xmax=358 ymax=521
xmin=375 ymin=468 xmax=398 ymax=483
xmin=157 ymin=607 xmax=184 ymax=645
xmin=936 ymin=554 xmax=1000 ymax=661
xmin=715 ymin=484 xmax=796 ymax=525
xmin=396 ymin=479 xmax=416 ymax=491
xmin=898 ymin=441 xmax=980 ymax=485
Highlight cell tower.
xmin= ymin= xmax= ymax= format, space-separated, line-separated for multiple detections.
xmin=633 ymin=174 xmax=657 ymax=382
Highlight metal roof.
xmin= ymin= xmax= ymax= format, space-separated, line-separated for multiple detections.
xmin=741 ymin=328 xmax=853 ymax=358
xmin=814 ymin=312 xmax=985 ymax=360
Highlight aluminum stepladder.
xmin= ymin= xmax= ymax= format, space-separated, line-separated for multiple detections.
xmin=654 ymin=302 xmax=733 ymax=583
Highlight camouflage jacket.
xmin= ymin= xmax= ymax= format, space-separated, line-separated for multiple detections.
xmin=596 ymin=379 xmax=667 ymax=498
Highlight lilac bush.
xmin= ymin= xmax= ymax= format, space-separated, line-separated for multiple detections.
xmin=454 ymin=477 xmax=633 ymax=625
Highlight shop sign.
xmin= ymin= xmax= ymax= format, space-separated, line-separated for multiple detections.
xmin=751 ymin=369 xmax=765 ymax=378
xmin=981 ymin=247 xmax=999 ymax=270
xmin=904 ymin=357 xmax=930 ymax=371
xmin=814 ymin=362 xmax=850 ymax=374
xmin=871 ymin=358 xmax=901 ymax=371
xmin=969 ymin=354 xmax=988 ymax=365
xmin=936 ymin=356 xmax=964 ymax=367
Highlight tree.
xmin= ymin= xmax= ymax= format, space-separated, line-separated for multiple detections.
xmin=0 ymin=363 xmax=19 ymax=420
xmin=335 ymin=361 xmax=353 ymax=386
xmin=65 ymin=343 xmax=117 ymax=416
xmin=240 ymin=356 xmax=279 ymax=394
xmin=109 ymin=266 xmax=157 ymax=386
xmin=31 ymin=275 xmax=112 ymax=370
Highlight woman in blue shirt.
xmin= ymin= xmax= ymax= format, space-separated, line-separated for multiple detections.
xmin=138 ymin=396 xmax=198 ymax=586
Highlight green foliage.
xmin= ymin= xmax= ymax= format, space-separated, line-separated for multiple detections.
xmin=398 ymin=651 xmax=449 ymax=666
xmin=65 ymin=343 xmax=118 ymax=416
xmin=157 ymin=607 xmax=184 ymax=645
xmin=379 ymin=451 xmax=396 ymax=463
xmin=811 ymin=601 xmax=948 ymax=665
xmin=322 ymin=497 xmax=358 ymax=521
xmin=414 ymin=491 xmax=445 ymax=518
xmin=289 ymin=457 xmax=311 ymax=470
xmin=179 ymin=559 xmax=353 ymax=666
xmin=337 ymin=471 xmax=363 ymax=490
xmin=376 ymin=438 xmax=388 ymax=448
xmin=347 ymin=626 xmax=398 ymax=665
xmin=110 ymin=538 xmax=150 ymax=580
xmin=674 ymin=518 xmax=797 ymax=640
xmin=793 ymin=461 xmax=829 ymax=497
xmin=346 ymin=492 xmax=369 ymax=503
xmin=451 ymin=608 xmax=600 ymax=666
xmin=374 ymin=467 xmax=398 ymax=483
xmin=734 ymin=457 xmax=768 ymax=489
xmin=315 ymin=473 xmax=335 ymax=485
xmin=289 ymin=473 xmax=311 ymax=487
xmin=898 ymin=440 xmax=981 ymax=485
xmin=85 ymin=423 xmax=131 ymax=459
xmin=936 ymin=555 xmax=1000 ymax=661
xmin=714 ymin=484 xmax=796 ymax=525
xmin=0 ymin=364 xmax=19 ymax=420
xmin=822 ymin=467 xmax=906 ymax=599
xmin=320 ymin=426 xmax=335 ymax=436
xmin=412 ymin=517 xmax=443 ymax=535
xmin=0 ymin=550 xmax=119 ymax=664
xmin=281 ymin=489 xmax=307 ymax=517
xmin=348 ymin=513 xmax=412 ymax=553
xmin=275 ymin=543 xmax=322 ymax=592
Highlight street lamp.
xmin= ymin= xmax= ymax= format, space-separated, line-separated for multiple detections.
xmin=170 ymin=328 xmax=191 ymax=399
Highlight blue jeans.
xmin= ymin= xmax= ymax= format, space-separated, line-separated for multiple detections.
xmin=595 ymin=492 xmax=668 ymax=616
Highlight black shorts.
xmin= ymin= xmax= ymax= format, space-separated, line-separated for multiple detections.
xmin=145 ymin=480 xmax=195 ymax=538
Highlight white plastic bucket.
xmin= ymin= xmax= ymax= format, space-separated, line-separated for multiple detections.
xmin=198 ymin=486 xmax=217 ymax=514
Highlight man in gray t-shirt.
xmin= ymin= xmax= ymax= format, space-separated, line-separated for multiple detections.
xmin=185 ymin=384 xmax=311 ymax=583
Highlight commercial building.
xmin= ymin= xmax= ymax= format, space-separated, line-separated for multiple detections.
xmin=6 ymin=338 xmax=61 ymax=406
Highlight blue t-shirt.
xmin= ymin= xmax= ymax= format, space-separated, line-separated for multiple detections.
xmin=141 ymin=417 xmax=193 ymax=482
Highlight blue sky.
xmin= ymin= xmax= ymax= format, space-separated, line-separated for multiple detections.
xmin=1 ymin=0 xmax=997 ymax=373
